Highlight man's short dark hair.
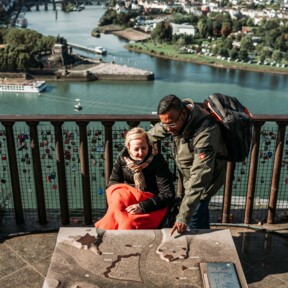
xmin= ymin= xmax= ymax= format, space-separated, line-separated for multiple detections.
xmin=157 ymin=94 xmax=185 ymax=114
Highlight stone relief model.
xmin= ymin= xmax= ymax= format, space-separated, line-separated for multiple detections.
xmin=43 ymin=228 xmax=247 ymax=288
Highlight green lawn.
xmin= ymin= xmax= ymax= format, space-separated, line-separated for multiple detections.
xmin=127 ymin=41 xmax=288 ymax=74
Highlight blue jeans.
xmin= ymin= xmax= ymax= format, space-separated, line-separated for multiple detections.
xmin=188 ymin=199 xmax=211 ymax=229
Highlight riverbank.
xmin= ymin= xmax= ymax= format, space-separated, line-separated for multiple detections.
xmin=95 ymin=25 xmax=288 ymax=75
xmin=125 ymin=42 xmax=288 ymax=75
xmin=96 ymin=24 xmax=151 ymax=41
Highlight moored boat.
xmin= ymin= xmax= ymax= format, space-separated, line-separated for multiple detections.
xmin=0 ymin=79 xmax=46 ymax=93
xmin=94 ymin=46 xmax=107 ymax=55
xmin=15 ymin=17 xmax=28 ymax=28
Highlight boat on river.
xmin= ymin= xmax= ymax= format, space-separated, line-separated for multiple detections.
xmin=94 ymin=46 xmax=107 ymax=55
xmin=74 ymin=99 xmax=82 ymax=111
xmin=0 ymin=78 xmax=46 ymax=93
xmin=15 ymin=17 xmax=28 ymax=28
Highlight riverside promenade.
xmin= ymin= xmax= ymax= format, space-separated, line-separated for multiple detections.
xmin=56 ymin=61 xmax=154 ymax=81
xmin=25 ymin=61 xmax=154 ymax=82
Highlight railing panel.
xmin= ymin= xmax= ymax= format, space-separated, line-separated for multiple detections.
xmin=52 ymin=121 xmax=69 ymax=225
xmin=250 ymin=123 xmax=282 ymax=223
xmin=0 ymin=115 xmax=287 ymax=234
xmin=274 ymin=125 xmax=288 ymax=222
xmin=267 ymin=122 xmax=287 ymax=223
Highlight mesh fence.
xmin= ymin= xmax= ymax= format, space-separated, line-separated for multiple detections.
xmin=0 ymin=121 xmax=287 ymax=229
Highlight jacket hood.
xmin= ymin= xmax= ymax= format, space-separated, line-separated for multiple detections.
xmin=181 ymin=99 xmax=211 ymax=141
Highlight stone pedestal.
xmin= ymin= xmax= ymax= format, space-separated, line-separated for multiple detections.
xmin=43 ymin=228 xmax=247 ymax=288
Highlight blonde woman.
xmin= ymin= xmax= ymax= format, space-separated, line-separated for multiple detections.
xmin=95 ymin=127 xmax=175 ymax=230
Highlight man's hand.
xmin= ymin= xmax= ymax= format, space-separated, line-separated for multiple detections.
xmin=170 ymin=221 xmax=187 ymax=236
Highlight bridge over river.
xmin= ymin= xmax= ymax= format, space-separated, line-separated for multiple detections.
xmin=25 ymin=0 xmax=97 ymax=11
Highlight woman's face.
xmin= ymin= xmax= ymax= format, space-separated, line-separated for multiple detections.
xmin=128 ymin=136 xmax=149 ymax=161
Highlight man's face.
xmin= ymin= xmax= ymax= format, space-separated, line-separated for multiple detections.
xmin=159 ymin=109 xmax=187 ymax=135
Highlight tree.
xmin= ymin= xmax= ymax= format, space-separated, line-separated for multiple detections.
xmin=229 ymin=48 xmax=238 ymax=60
xmin=233 ymin=19 xmax=243 ymax=32
xmin=17 ymin=53 xmax=32 ymax=71
xmin=212 ymin=45 xmax=219 ymax=55
xmin=99 ymin=9 xmax=117 ymax=26
xmin=197 ymin=18 xmax=207 ymax=38
xmin=221 ymin=22 xmax=232 ymax=37
xmin=275 ymin=34 xmax=287 ymax=53
xmin=240 ymin=36 xmax=253 ymax=51
xmin=212 ymin=19 xmax=222 ymax=37
xmin=219 ymin=47 xmax=229 ymax=57
xmin=259 ymin=53 xmax=265 ymax=63
xmin=176 ymin=37 xmax=186 ymax=47
xmin=272 ymin=50 xmax=282 ymax=62
xmin=264 ymin=19 xmax=280 ymax=31
xmin=238 ymin=49 xmax=249 ymax=61
xmin=151 ymin=21 xmax=173 ymax=43
xmin=1 ymin=28 xmax=58 ymax=71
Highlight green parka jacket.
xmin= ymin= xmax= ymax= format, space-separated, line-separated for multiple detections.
xmin=148 ymin=99 xmax=227 ymax=225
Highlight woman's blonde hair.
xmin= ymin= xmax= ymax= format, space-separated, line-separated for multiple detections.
xmin=125 ymin=127 xmax=150 ymax=148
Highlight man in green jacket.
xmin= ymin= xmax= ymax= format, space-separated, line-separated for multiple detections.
xmin=148 ymin=94 xmax=227 ymax=235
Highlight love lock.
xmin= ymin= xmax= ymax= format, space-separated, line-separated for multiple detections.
xmin=50 ymin=171 xmax=56 ymax=180
xmin=265 ymin=138 xmax=271 ymax=145
xmin=71 ymin=164 xmax=76 ymax=172
xmin=261 ymin=130 xmax=267 ymax=136
xmin=42 ymin=134 xmax=48 ymax=141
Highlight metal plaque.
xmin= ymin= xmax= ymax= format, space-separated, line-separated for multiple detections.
xmin=206 ymin=262 xmax=241 ymax=288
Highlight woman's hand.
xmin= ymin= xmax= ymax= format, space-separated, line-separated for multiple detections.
xmin=126 ymin=204 xmax=143 ymax=214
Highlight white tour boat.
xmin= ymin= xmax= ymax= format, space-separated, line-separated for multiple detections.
xmin=94 ymin=46 xmax=107 ymax=55
xmin=0 ymin=79 xmax=46 ymax=93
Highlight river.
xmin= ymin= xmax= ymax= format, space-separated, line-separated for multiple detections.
xmin=2 ymin=4 xmax=288 ymax=115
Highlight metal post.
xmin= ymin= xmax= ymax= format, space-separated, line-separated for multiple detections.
xmin=2 ymin=122 xmax=24 ymax=225
xmin=76 ymin=121 xmax=92 ymax=225
xmin=52 ymin=121 xmax=70 ymax=225
xmin=222 ymin=162 xmax=235 ymax=223
xmin=267 ymin=122 xmax=287 ymax=224
xmin=102 ymin=121 xmax=114 ymax=187
xmin=244 ymin=122 xmax=263 ymax=224
xmin=28 ymin=122 xmax=47 ymax=225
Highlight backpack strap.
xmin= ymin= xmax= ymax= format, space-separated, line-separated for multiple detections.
xmin=187 ymin=115 xmax=217 ymax=152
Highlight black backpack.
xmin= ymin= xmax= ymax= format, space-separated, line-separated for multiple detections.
xmin=204 ymin=93 xmax=254 ymax=162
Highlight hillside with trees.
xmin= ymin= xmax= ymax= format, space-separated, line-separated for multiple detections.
xmin=99 ymin=4 xmax=288 ymax=69
xmin=0 ymin=28 xmax=56 ymax=71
